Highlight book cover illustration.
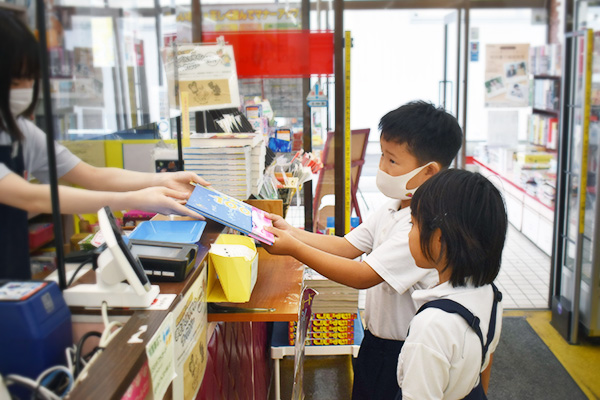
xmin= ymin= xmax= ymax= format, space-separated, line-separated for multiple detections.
xmin=186 ymin=185 xmax=274 ymax=245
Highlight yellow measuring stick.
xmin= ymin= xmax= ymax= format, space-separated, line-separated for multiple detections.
xmin=344 ymin=31 xmax=351 ymax=234
xmin=579 ymin=29 xmax=593 ymax=234
xmin=181 ymin=91 xmax=191 ymax=148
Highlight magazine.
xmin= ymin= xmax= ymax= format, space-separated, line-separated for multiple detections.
xmin=186 ymin=184 xmax=274 ymax=245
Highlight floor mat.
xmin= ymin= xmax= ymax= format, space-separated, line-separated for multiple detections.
xmin=488 ymin=317 xmax=587 ymax=399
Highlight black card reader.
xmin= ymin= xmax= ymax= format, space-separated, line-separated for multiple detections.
xmin=129 ymin=239 xmax=198 ymax=282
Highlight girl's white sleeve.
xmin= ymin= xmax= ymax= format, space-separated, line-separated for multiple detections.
xmin=397 ymin=314 xmax=451 ymax=400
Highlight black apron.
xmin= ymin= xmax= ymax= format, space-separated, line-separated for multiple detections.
xmin=396 ymin=284 xmax=502 ymax=400
xmin=0 ymin=139 xmax=31 ymax=280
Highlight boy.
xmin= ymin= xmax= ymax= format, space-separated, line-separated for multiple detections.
xmin=265 ymin=101 xmax=463 ymax=399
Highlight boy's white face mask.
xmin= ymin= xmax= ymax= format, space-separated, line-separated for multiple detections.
xmin=10 ymin=88 xmax=34 ymax=116
xmin=376 ymin=162 xmax=434 ymax=200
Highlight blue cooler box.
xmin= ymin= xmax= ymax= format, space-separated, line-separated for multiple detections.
xmin=0 ymin=281 xmax=72 ymax=383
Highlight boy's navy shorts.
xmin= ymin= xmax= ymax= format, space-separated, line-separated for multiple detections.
xmin=352 ymin=330 xmax=404 ymax=400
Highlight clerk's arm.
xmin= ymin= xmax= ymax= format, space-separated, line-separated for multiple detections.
xmin=0 ymin=172 xmax=202 ymax=217
xmin=61 ymin=161 xmax=208 ymax=194
xmin=264 ymin=226 xmax=383 ymax=289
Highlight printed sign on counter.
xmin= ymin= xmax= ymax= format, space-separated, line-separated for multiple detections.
xmin=145 ymin=313 xmax=176 ymax=400
xmin=172 ymin=263 xmax=208 ymax=399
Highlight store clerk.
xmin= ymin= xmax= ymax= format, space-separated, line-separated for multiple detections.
xmin=0 ymin=12 xmax=207 ymax=280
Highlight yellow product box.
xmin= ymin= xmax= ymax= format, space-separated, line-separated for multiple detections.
xmin=289 ymin=331 xmax=354 ymax=340
xmin=516 ymin=152 xmax=553 ymax=165
xmin=290 ymin=337 xmax=355 ymax=346
xmin=311 ymin=319 xmax=354 ymax=327
xmin=207 ymin=234 xmax=258 ymax=303
xmin=289 ymin=319 xmax=355 ymax=332
xmin=313 ymin=313 xmax=357 ymax=320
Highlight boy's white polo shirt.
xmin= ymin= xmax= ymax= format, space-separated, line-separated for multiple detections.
xmin=345 ymin=200 xmax=437 ymax=341
xmin=397 ymin=282 xmax=503 ymax=400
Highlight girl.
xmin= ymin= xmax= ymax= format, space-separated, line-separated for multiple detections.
xmin=397 ymin=169 xmax=507 ymax=399
xmin=0 ymin=12 xmax=207 ymax=280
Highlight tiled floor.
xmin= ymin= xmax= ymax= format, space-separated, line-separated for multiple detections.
xmin=495 ymin=224 xmax=551 ymax=309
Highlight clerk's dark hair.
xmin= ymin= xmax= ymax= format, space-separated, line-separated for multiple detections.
xmin=411 ymin=169 xmax=507 ymax=287
xmin=0 ymin=11 xmax=41 ymax=141
xmin=379 ymin=101 xmax=463 ymax=167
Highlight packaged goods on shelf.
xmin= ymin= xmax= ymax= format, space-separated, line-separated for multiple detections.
xmin=515 ymin=151 xmax=553 ymax=169
xmin=288 ymin=312 xmax=360 ymax=346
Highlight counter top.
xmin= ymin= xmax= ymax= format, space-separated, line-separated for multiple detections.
xmin=208 ymin=247 xmax=304 ymax=322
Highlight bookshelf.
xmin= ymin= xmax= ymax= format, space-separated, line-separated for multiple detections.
xmin=473 ymin=44 xmax=562 ymax=256
xmin=529 ymin=44 xmax=561 ymax=151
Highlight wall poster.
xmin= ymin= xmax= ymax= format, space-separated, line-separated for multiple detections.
xmin=163 ymin=43 xmax=241 ymax=112
xmin=485 ymin=44 xmax=530 ymax=107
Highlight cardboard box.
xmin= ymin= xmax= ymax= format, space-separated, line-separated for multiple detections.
xmin=207 ymin=234 xmax=258 ymax=303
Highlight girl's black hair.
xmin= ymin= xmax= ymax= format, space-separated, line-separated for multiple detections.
xmin=0 ymin=11 xmax=41 ymax=141
xmin=379 ymin=101 xmax=463 ymax=168
xmin=411 ymin=169 xmax=507 ymax=287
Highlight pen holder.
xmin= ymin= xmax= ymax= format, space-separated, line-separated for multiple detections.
xmin=207 ymin=234 xmax=258 ymax=303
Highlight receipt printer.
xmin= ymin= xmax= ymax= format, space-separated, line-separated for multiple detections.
xmin=0 ymin=281 xmax=72 ymax=391
xmin=129 ymin=239 xmax=198 ymax=282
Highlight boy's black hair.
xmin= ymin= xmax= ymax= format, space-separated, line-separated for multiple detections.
xmin=410 ymin=169 xmax=507 ymax=287
xmin=0 ymin=11 xmax=41 ymax=141
xmin=379 ymin=101 xmax=463 ymax=167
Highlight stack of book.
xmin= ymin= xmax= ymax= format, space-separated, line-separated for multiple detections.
xmin=288 ymin=268 xmax=359 ymax=346
xmin=183 ymin=133 xmax=266 ymax=200
xmin=304 ymin=267 xmax=359 ymax=314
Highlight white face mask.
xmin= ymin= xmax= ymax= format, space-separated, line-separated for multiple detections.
xmin=10 ymin=88 xmax=34 ymax=117
xmin=376 ymin=162 xmax=435 ymax=200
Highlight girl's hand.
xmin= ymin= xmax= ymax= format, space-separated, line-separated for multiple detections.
xmin=129 ymin=186 xmax=204 ymax=219
xmin=154 ymin=171 xmax=210 ymax=194
xmin=262 ymin=226 xmax=299 ymax=256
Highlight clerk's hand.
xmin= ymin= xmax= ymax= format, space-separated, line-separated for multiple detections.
xmin=154 ymin=171 xmax=210 ymax=195
xmin=129 ymin=186 xmax=204 ymax=219
xmin=263 ymin=225 xmax=300 ymax=256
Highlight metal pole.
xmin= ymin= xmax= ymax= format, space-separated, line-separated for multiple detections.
xmin=176 ymin=115 xmax=183 ymax=170
xmin=455 ymin=8 xmax=461 ymax=121
xmin=154 ymin=0 xmax=164 ymax=87
xmin=460 ymin=7 xmax=469 ymax=169
xmin=302 ymin=0 xmax=313 ymax=231
xmin=551 ymin=34 xmax=572 ymax=309
xmin=36 ymin=0 xmax=66 ymax=290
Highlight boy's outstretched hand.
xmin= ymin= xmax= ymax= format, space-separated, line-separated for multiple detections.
xmin=263 ymin=225 xmax=300 ymax=256
xmin=267 ymin=213 xmax=294 ymax=233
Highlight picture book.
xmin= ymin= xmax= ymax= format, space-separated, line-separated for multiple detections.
xmin=185 ymin=184 xmax=274 ymax=245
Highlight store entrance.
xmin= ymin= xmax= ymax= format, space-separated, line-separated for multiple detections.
xmin=345 ymin=7 xmax=552 ymax=310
